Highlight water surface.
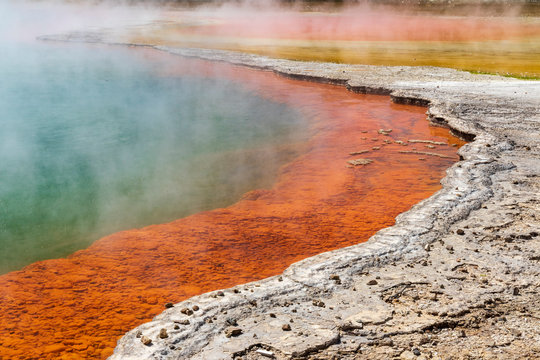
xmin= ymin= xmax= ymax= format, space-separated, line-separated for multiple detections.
xmin=0 ymin=42 xmax=307 ymax=273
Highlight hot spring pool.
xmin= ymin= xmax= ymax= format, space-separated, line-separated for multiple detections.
xmin=0 ymin=42 xmax=308 ymax=273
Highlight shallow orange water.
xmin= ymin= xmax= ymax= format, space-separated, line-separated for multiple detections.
xmin=0 ymin=53 xmax=465 ymax=359
xmin=182 ymin=11 xmax=540 ymax=42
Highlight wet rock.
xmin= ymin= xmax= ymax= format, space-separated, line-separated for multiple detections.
xmin=348 ymin=158 xmax=373 ymax=166
xmin=224 ymin=327 xmax=242 ymax=338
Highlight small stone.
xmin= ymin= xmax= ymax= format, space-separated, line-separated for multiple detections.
xmin=135 ymin=330 xmax=142 ymax=338
xmin=329 ymin=274 xmax=341 ymax=281
xmin=192 ymin=305 xmax=200 ymax=311
xmin=180 ymin=308 xmax=193 ymax=316
xmin=446 ymin=245 xmax=454 ymax=251
xmin=164 ymin=303 xmax=174 ymax=309
xmin=176 ymin=319 xmax=190 ymax=325
xmin=224 ymin=327 xmax=243 ymax=338
xmin=367 ymin=279 xmax=378 ymax=286
xmin=217 ymin=291 xmax=225 ymax=297
xmin=379 ymin=339 xmax=393 ymax=346
xmin=282 ymin=324 xmax=292 ymax=331
xmin=256 ymin=349 xmax=275 ymax=358
xmin=513 ymin=287 xmax=520 ymax=296
xmin=312 ymin=300 xmax=326 ymax=307
xmin=225 ymin=318 xmax=238 ymax=326
xmin=233 ymin=289 xmax=240 ymax=293
xmin=174 ymin=325 xmax=180 ymax=330
xmin=412 ymin=348 xmax=421 ymax=356
xmin=269 ymin=313 xmax=276 ymax=318
xmin=159 ymin=328 xmax=168 ymax=339
xmin=456 ymin=229 xmax=465 ymax=235
xmin=140 ymin=336 xmax=152 ymax=346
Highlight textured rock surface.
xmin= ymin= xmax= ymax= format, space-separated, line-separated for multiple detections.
xmin=42 ymin=33 xmax=540 ymax=360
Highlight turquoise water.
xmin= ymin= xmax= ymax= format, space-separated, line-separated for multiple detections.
xmin=0 ymin=42 xmax=307 ymax=274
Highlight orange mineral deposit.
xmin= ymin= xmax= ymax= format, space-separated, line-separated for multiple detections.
xmin=0 ymin=54 xmax=465 ymax=359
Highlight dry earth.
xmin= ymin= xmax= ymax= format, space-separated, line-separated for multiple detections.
xmin=41 ymin=32 xmax=540 ymax=360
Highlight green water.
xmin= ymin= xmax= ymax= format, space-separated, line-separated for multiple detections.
xmin=0 ymin=42 xmax=307 ymax=274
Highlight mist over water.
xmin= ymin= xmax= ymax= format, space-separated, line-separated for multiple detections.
xmin=0 ymin=3 xmax=308 ymax=274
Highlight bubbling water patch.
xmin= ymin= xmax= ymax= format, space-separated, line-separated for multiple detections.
xmin=0 ymin=52 xmax=466 ymax=359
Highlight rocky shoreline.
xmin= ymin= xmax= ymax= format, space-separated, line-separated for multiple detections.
xmin=99 ymin=47 xmax=538 ymax=360
xmin=42 ymin=33 xmax=539 ymax=359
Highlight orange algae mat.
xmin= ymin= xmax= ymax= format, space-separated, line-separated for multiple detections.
xmin=0 ymin=54 xmax=465 ymax=359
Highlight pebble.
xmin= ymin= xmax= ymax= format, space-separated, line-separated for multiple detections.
xmin=367 ymin=279 xmax=378 ymax=286
xmin=313 ymin=300 xmax=326 ymax=307
xmin=180 ymin=308 xmax=193 ymax=316
xmin=140 ymin=336 xmax=152 ymax=346
xmin=456 ymin=229 xmax=465 ymax=235
xmin=282 ymin=324 xmax=291 ymax=331
xmin=413 ymin=348 xmax=421 ymax=356
xmin=192 ymin=305 xmax=200 ymax=311
xmin=159 ymin=328 xmax=168 ymax=339
xmin=164 ymin=303 xmax=174 ymax=309
xmin=224 ymin=327 xmax=243 ymax=338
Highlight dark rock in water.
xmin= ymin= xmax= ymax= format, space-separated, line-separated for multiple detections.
xmin=159 ymin=328 xmax=168 ymax=339
xmin=367 ymin=279 xmax=378 ymax=286
xmin=224 ymin=327 xmax=242 ymax=338
xmin=282 ymin=324 xmax=291 ymax=331
xmin=140 ymin=336 xmax=152 ymax=346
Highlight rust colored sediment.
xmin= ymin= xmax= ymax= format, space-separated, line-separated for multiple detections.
xmin=0 ymin=54 xmax=465 ymax=360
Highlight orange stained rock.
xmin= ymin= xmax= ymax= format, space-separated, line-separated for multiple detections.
xmin=0 ymin=53 xmax=466 ymax=359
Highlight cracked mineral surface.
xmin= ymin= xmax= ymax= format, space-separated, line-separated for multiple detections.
xmin=39 ymin=32 xmax=540 ymax=360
